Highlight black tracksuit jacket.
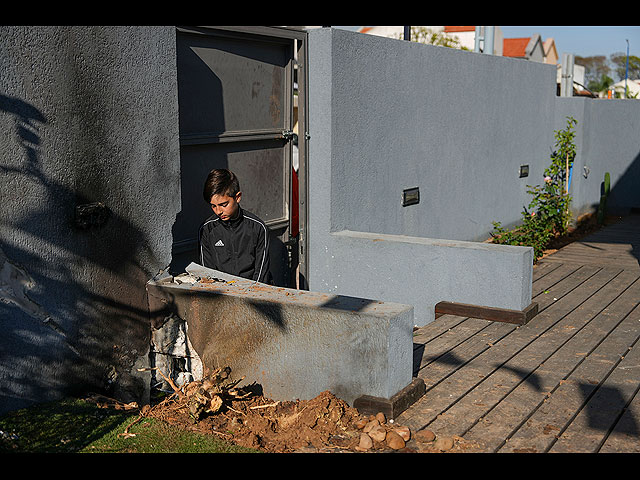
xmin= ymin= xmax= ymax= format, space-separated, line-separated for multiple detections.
xmin=198 ymin=207 xmax=272 ymax=284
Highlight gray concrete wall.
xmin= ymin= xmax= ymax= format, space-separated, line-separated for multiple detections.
xmin=0 ymin=26 xmax=181 ymax=415
xmin=309 ymin=28 xmax=640 ymax=245
xmin=555 ymin=97 xmax=640 ymax=218
xmin=307 ymin=28 xmax=534 ymax=327
xmin=305 ymin=28 xmax=640 ymax=326
xmin=321 ymin=28 xmax=558 ymax=243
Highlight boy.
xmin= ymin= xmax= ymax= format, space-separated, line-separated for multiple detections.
xmin=198 ymin=169 xmax=272 ymax=284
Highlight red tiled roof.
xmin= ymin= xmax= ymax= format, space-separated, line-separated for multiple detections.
xmin=503 ymin=37 xmax=530 ymax=57
xmin=444 ymin=26 xmax=475 ymax=32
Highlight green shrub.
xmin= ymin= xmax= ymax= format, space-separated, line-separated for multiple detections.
xmin=492 ymin=116 xmax=577 ymax=262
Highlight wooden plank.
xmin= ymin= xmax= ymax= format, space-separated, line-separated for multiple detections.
xmin=398 ymin=265 xmax=614 ymax=434
xmin=547 ymin=248 xmax=638 ymax=257
xmin=542 ymin=255 xmax=640 ymax=269
xmin=567 ymin=241 xmax=639 ymax=250
xmin=415 ymin=320 xmax=516 ymax=387
xmin=542 ymin=251 xmax=639 ymax=262
xmin=419 ymin=268 xmax=628 ymax=448
xmin=542 ymin=257 xmax=639 ymax=268
xmin=353 ymin=378 xmax=426 ymax=420
xmin=533 ymin=264 xmax=602 ymax=311
xmin=461 ymin=269 xmax=638 ymax=452
xmin=412 ymin=314 xmax=471 ymax=345
xmin=401 ymin=321 xmax=518 ymax=430
xmin=544 ymin=246 xmax=639 ymax=258
xmin=493 ymin=277 xmax=640 ymax=453
xmin=411 ymin=262 xmax=584 ymax=382
xmin=542 ymin=259 xmax=639 ymax=271
xmin=549 ymin=303 xmax=640 ymax=453
xmin=435 ymin=301 xmax=539 ymax=326
xmin=532 ymin=261 xmax=562 ymax=282
xmin=599 ymin=387 xmax=640 ymax=453
xmin=530 ymin=263 xmax=582 ymax=298
xmin=413 ymin=318 xmax=490 ymax=366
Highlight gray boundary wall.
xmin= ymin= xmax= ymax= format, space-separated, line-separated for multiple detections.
xmin=308 ymin=28 xmax=640 ymax=245
xmin=555 ymin=97 xmax=640 ymax=217
xmin=305 ymin=28 xmax=639 ymax=326
xmin=307 ymin=28 xmax=535 ymax=326
xmin=0 ymin=26 xmax=181 ymax=415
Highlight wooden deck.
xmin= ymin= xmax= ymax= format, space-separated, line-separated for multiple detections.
xmin=398 ymin=214 xmax=640 ymax=453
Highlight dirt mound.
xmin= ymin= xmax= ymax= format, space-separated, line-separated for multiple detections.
xmin=116 ymin=367 xmax=481 ymax=453
xmin=143 ymin=386 xmax=362 ymax=453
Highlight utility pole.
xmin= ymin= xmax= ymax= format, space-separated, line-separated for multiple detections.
xmin=474 ymin=26 xmax=495 ymax=54
xmin=404 ymin=26 xmax=411 ymax=41
xmin=560 ymin=53 xmax=575 ymax=97
xmin=625 ymin=39 xmax=630 ymax=99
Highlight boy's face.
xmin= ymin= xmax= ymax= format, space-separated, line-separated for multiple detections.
xmin=209 ymin=192 xmax=241 ymax=221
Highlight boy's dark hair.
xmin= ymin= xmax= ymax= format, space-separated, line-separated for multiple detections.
xmin=203 ymin=169 xmax=240 ymax=202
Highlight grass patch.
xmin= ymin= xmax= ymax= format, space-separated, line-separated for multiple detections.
xmin=0 ymin=398 xmax=258 ymax=454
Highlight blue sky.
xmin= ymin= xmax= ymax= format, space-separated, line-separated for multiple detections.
xmin=334 ymin=26 xmax=640 ymax=59
xmin=500 ymin=26 xmax=640 ymax=58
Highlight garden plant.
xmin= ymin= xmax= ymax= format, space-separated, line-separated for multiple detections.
xmin=491 ymin=116 xmax=577 ymax=262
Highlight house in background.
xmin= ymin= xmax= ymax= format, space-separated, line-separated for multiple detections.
xmin=611 ymin=78 xmax=640 ymax=98
xmin=543 ymin=38 xmax=559 ymax=64
xmin=354 ymin=28 xmax=561 ymax=65
xmin=502 ymin=34 xmax=546 ymax=62
xmin=357 ymin=26 xmax=503 ymax=55
xmin=358 ymin=26 xmax=405 ymax=38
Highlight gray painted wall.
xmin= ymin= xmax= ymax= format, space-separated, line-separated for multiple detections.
xmin=305 ymin=28 xmax=640 ymax=327
xmin=555 ymin=97 xmax=640 ymax=218
xmin=0 ymin=26 xmax=181 ymax=415
xmin=323 ymin=28 xmax=557 ymax=243
xmin=310 ymin=28 xmax=640 ymax=245
xmin=307 ymin=28 xmax=534 ymax=327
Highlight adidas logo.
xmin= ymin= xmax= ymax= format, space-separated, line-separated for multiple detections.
xmin=215 ymin=240 xmax=225 ymax=247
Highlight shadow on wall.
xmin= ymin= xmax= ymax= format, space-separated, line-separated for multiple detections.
xmin=607 ymin=151 xmax=640 ymax=216
xmin=0 ymin=93 xmax=166 ymax=414
xmin=586 ymin=150 xmax=640 ymax=267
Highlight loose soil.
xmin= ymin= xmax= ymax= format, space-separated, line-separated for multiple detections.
xmin=132 ymin=388 xmax=481 ymax=453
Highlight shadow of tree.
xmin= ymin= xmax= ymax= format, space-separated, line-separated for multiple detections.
xmin=0 ymin=92 xmax=171 ymax=417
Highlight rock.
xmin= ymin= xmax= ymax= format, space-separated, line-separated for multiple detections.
xmin=376 ymin=412 xmax=386 ymax=424
xmin=356 ymin=433 xmax=373 ymax=451
xmin=354 ymin=417 xmax=369 ymax=430
xmin=394 ymin=426 xmax=411 ymax=442
xmin=363 ymin=419 xmax=379 ymax=433
xmin=433 ymin=435 xmax=455 ymax=451
xmin=369 ymin=424 xmax=387 ymax=443
xmin=386 ymin=430 xmax=406 ymax=450
xmin=415 ymin=429 xmax=436 ymax=443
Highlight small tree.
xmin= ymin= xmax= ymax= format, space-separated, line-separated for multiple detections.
xmin=394 ymin=26 xmax=469 ymax=50
xmin=491 ymin=116 xmax=577 ymax=262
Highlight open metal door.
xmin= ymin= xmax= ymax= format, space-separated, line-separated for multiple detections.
xmin=171 ymin=26 xmax=307 ymax=288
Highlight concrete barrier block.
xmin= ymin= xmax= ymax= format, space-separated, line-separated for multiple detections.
xmin=310 ymin=230 xmax=534 ymax=326
xmin=146 ymin=263 xmax=416 ymax=407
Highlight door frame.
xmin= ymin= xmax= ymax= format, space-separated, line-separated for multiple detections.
xmin=174 ymin=26 xmax=309 ymax=286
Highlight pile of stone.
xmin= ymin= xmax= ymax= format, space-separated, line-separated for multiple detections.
xmin=354 ymin=412 xmax=456 ymax=452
